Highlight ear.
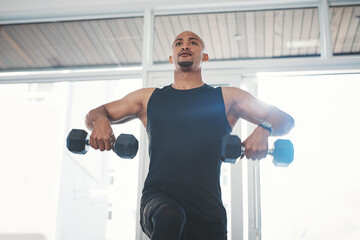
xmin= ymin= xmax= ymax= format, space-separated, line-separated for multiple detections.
xmin=169 ymin=55 xmax=173 ymax=64
xmin=202 ymin=53 xmax=209 ymax=62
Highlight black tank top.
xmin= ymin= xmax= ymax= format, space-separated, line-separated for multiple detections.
xmin=143 ymin=83 xmax=232 ymax=232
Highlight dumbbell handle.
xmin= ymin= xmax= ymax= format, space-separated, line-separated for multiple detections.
xmin=84 ymin=135 xmax=116 ymax=151
xmin=240 ymin=145 xmax=275 ymax=156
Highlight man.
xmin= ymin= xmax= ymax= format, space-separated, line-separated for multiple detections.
xmin=85 ymin=31 xmax=294 ymax=240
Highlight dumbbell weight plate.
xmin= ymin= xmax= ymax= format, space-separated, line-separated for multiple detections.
xmin=272 ymin=139 xmax=294 ymax=167
xmin=66 ymin=129 xmax=89 ymax=154
xmin=113 ymin=134 xmax=139 ymax=159
xmin=221 ymin=135 xmax=242 ymax=163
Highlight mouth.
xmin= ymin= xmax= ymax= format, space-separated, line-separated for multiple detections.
xmin=178 ymin=51 xmax=193 ymax=57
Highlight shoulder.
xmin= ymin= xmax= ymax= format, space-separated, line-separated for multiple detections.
xmin=221 ymin=86 xmax=251 ymax=102
xmin=127 ymin=88 xmax=156 ymax=100
xmin=132 ymin=87 xmax=156 ymax=95
xmin=142 ymin=87 xmax=157 ymax=96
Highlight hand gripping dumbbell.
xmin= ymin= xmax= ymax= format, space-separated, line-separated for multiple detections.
xmin=66 ymin=129 xmax=138 ymax=159
xmin=221 ymin=135 xmax=294 ymax=167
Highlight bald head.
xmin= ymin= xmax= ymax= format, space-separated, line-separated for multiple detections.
xmin=173 ymin=31 xmax=206 ymax=51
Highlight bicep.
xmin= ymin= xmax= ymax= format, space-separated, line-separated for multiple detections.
xmin=229 ymin=88 xmax=274 ymax=124
xmin=104 ymin=89 xmax=145 ymax=123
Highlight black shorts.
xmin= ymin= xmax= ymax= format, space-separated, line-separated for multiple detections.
xmin=140 ymin=191 xmax=227 ymax=240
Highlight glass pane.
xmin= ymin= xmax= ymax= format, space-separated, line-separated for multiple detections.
xmin=0 ymin=17 xmax=143 ymax=71
xmin=330 ymin=5 xmax=360 ymax=56
xmin=153 ymin=8 xmax=320 ymax=63
xmin=221 ymin=134 xmax=232 ymax=239
xmin=65 ymin=78 xmax=142 ymax=240
xmin=0 ymin=82 xmax=68 ymax=238
xmin=258 ymin=73 xmax=360 ymax=240
xmin=103 ymin=79 xmax=142 ymax=240
xmin=0 ymin=78 xmax=142 ymax=239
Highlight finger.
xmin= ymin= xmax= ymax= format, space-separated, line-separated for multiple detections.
xmin=111 ymin=133 xmax=116 ymax=150
xmin=111 ymin=134 xmax=116 ymax=144
xmin=242 ymin=142 xmax=250 ymax=159
xmin=251 ymin=149 xmax=260 ymax=161
xmin=104 ymin=135 xmax=113 ymax=151
xmin=262 ymin=150 xmax=267 ymax=159
xmin=90 ymin=136 xmax=99 ymax=150
xmin=245 ymin=149 xmax=251 ymax=159
xmin=98 ymin=139 xmax=106 ymax=151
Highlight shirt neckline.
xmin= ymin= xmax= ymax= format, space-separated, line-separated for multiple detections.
xmin=169 ymin=83 xmax=207 ymax=92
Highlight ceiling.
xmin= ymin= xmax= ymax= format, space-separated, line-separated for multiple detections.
xmin=154 ymin=8 xmax=322 ymax=63
xmin=0 ymin=17 xmax=144 ymax=70
xmin=0 ymin=5 xmax=358 ymax=71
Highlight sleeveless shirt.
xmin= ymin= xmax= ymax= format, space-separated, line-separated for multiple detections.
xmin=143 ymin=84 xmax=232 ymax=232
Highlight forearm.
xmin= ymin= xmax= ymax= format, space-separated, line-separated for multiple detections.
xmin=265 ymin=107 xmax=295 ymax=136
xmin=85 ymin=105 xmax=110 ymax=131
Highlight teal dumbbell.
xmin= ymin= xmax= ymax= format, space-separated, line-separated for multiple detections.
xmin=221 ymin=135 xmax=294 ymax=167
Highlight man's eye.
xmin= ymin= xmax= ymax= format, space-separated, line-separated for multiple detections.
xmin=175 ymin=42 xmax=182 ymax=46
xmin=190 ymin=41 xmax=197 ymax=45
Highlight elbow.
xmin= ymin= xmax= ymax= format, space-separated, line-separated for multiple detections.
xmin=274 ymin=113 xmax=295 ymax=136
xmin=291 ymin=116 xmax=295 ymax=129
xmin=288 ymin=114 xmax=295 ymax=129
xmin=284 ymin=114 xmax=295 ymax=135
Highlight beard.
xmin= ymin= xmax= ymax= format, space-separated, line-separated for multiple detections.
xmin=178 ymin=61 xmax=193 ymax=67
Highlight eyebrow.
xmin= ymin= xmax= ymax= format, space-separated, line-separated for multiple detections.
xmin=174 ymin=37 xmax=200 ymax=42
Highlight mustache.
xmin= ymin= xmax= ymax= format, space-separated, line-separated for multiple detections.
xmin=178 ymin=50 xmax=193 ymax=56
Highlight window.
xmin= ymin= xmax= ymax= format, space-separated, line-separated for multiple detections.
xmin=0 ymin=17 xmax=143 ymax=70
xmin=153 ymin=8 xmax=321 ymax=63
xmin=258 ymin=72 xmax=360 ymax=240
xmin=330 ymin=5 xmax=360 ymax=56
xmin=65 ymin=79 xmax=142 ymax=240
xmin=0 ymin=82 xmax=68 ymax=239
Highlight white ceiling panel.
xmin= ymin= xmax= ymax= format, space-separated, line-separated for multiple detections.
xmin=330 ymin=5 xmax=360 ymax=55
xmin=0 ymin=17 xmax=143 ymax=71
xmin=0 ymin=5 xmax=359 ymax=71
xmin=153 ymin=7 xmax=325 ymax=63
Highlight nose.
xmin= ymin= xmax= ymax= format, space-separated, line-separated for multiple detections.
xmin=181 ymin=43 xmax=190 ymax=50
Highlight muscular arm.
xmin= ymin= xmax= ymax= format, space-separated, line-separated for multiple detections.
xmin=223 ymin=87 xmax=294 ymax=135
xmin=85 ymin=88 xmax=154 ymax=151
xmin=223 ymin=87 xmax=295 ymax=159
xmin=86 ymin=89 xmax=146 ymax=129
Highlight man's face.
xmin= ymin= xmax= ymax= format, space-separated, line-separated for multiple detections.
xmin=169 ymin=31 xmax=209 ymax=71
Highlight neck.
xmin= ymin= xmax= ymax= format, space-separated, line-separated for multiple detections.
xmin=172 ymin=69 xmax=204 ymax=90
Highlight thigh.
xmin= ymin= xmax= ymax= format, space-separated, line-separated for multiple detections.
xmin=181 ymin=218 xmax=227 ymax=240
xmin=140 ymin=192 xmax=181 ymax=238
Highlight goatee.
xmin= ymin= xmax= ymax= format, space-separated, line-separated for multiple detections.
xmin=178 ymin=61 xmax=193 ymax=67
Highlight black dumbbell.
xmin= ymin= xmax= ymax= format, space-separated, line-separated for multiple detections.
xmin=66 ymin=129 xmax=138 ymax=159
xmin=221 ymin=135 xmax=294 ymax=167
